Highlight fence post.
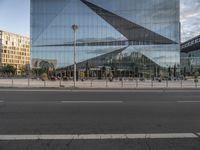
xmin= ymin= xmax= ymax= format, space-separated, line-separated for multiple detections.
xmin=136 ymin=78 xmax=138 ymax=88
xmin=11 ymin=78 xmax=14 ymax=87
xmin=166 ymin=79 xmax=168 ymax=88
xmin=195 ymin=80 xmax=198 ymax=88
xmin=28 ymin=78 xmax=30 ymax=87
xmin=44 ymin=81 xmax=46 ymax=87
xmin=181 ymin=79 xmax=183 ymax=88
xmin=151 ymin=79 xmax=153 ymax=88
xmin=90 ymin=78 xmax=93 ymax=88
xmin=121 ymin=78 xmax=123 ymax=88
xmin=106 ymin=78 xmax=108 ymax=88
xmin=59 ymin=79 xmax=61 ymax=87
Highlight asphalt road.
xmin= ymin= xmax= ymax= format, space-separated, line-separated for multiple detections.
xmin=0 ymin=89 xmax=200 ymax=150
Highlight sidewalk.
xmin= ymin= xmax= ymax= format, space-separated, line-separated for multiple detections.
xmin=0 ymin=78 xmax=199 ymax=89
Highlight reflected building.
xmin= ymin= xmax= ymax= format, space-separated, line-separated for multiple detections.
xmin=32 ymin=58 xmax=57 ymax=70
xmin=181 ymin=35 xmax=200 ymax=75
xmin=31 ymin=0 xmax=180 ymax=78
xmin=0 ymin=30 xmax=30 ymax=75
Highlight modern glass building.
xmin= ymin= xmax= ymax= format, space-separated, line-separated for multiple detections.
xmin=181 ymin=35 xmax=200 ymax=75
xmin=31 ymin=0 xmax=180 ymax=78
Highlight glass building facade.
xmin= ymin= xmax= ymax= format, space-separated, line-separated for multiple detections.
xmin=181 ymin=35 xmax=200 ymax=75
xmin=181 ymin=50 xmax=200 ymax=75
xmin=31 ymin=0 xmax=180 ymax=78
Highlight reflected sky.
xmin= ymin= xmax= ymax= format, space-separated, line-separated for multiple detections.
xmin=31 ymin=0 xmax=180 ymax=68
xmin=181 ymin=0 xmax=200 ymax=42
xmin=0 ymin=0 xmax=198 ymax=42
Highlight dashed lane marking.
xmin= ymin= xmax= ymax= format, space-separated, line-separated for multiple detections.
xmin=177 ymin=101 xmax=200 ymax=103
xmin=60 ymin=101 xmax=123 ymax=104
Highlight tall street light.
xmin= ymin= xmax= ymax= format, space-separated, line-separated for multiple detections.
xmin=72 ymin=24 xmax=78 ymax=88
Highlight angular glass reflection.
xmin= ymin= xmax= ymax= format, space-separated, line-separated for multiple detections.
xmin=31 ymin=0 xmax=180 ymax=77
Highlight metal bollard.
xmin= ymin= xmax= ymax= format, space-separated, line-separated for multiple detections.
xmin=90 ymin=79 xmax=93 ymax=87
xmin=151 ymin=80 xmax=153 ymax=88
xmin=121 ymin=78 xmax=123 ymax=88
xmin=106 ymin=79 xmax=108 ymax=88
xmin=59 ymin=79 xmax=61 ymax=87
xmin=44 ymin=81 xmax=46 ymax=87
xmin=28 ymin=78 xmax=30 ymax=87
xmin=11 ymin=78 xmax=14 ymax=87
xmin=181 ymin=79 xmax=183 ymax=88
xmin=136 ymin=78 xmax=138 ymax=88
xmin=195 ymin=81 xmax=198 ymax=88
xmin=166 ymin=79 xmax=168 ymax=88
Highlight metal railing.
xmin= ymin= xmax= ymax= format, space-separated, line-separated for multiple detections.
xmin=0 ymin=78 xmax=199 ymax=89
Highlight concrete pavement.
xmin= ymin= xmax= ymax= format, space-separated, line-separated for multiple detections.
xmin=0 ymin=78 xmax=199 ymax=89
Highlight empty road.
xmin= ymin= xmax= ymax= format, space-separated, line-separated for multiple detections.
xmin=0 ymin=89 xmax=200 ymax=149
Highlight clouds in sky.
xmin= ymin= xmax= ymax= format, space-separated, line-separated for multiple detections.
xmin=0 ymin=0 xmax=199 ymax=42
xmin=180 ymin=0 xmax=200 ymax=42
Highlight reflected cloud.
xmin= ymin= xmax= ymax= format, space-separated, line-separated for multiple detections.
xmin=181 ymin=0 xmax=200 ymax=42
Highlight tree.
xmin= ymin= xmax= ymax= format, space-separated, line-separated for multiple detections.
xmin=32 ymin=68 xmax=48 ymax=77
xmin=1 ymin=65 xmax=16 ymax=76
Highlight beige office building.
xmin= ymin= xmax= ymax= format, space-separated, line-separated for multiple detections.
xmin=0 ymin=30 xmax=30 ymax=75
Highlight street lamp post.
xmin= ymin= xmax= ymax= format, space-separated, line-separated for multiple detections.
xmin=72 ymin=24 xmax=78 ymax=88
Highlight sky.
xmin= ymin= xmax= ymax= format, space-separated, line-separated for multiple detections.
xmin=0 ymin=0 xmax=30 ymax=37
xmin=0 ymin=0 xmax=199 ymax=42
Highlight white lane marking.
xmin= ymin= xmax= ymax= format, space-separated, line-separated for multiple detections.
xmin=0 ymin=100 xmax=4 ymax=103
xmin=144 ymin=133 xmax=197 ymax=139
xmin=60 ymin=101 xmax=123 ymax=104
xmin=177 ymin=101 xmax=200 ymax=103
xmin=0 ymin=133 xmax=197 ymax=140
